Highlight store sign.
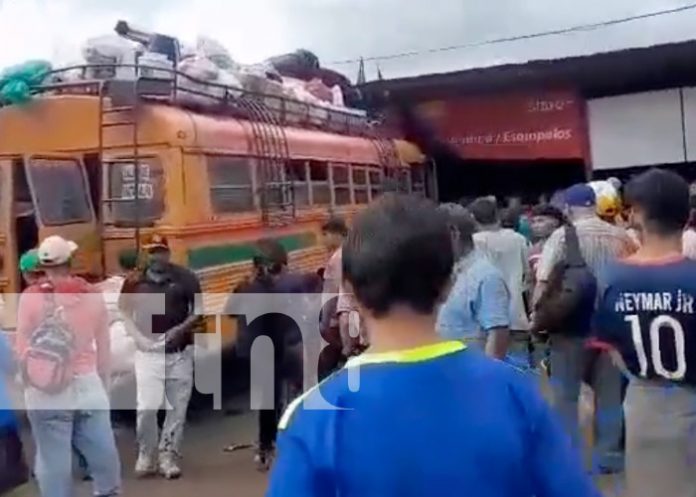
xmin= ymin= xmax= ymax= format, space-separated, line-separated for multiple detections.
xmin=416 ymin=91 xmax=587 ymax=160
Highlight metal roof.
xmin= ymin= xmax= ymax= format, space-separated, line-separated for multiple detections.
xmin=360 ymin=39 xmax=696 ymax=102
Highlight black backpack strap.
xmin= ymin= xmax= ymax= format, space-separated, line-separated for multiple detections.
xmin=564 ymin=224 xmax=585 ymax=267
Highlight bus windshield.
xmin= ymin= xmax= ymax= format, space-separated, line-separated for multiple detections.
xmin=27 ymin=158 xmax=92 ymax=226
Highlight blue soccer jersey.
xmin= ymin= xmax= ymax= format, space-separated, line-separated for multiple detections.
xmin=595 ymin=256 xmax=696 ymax=385
xmin=267 ymin=341 xmax=599 ymax=497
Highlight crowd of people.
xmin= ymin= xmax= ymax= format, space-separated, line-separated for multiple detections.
xmin=268 ymin=170 xmax=696 ymax=497
xmin=1 ymin=169 xmax=696 ymax=497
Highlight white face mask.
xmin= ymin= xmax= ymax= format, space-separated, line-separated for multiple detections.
xmin=145 ymin=266 xmax=168 ymax=283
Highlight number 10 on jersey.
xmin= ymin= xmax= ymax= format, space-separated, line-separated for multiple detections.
xmin=625 ymin=314 xmax=687 ymax=380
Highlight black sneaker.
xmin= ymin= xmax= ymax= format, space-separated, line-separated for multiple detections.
xmin=254 ymin=448 xmax=275 ymax=472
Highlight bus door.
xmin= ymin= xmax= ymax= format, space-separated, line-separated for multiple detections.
xmin=23 ymin=155 xmax=103 ymax=279
xmin=0 ymin=159 xmax=17 ymax=328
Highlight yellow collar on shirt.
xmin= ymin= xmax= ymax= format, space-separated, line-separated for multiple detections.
xmin=278 ymin=340 xmax=467 ymax=431
xmin=345 ymin=340 xmax=467 ymax=368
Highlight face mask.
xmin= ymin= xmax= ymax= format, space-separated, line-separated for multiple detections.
xmin=148 ymin=251 xmax=170 ymax=269
xmin=146 ymin=266 xmax=167 ymax=283
xmin=146 ymin=255 xmax=169 ymax=276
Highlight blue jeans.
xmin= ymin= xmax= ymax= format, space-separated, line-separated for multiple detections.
xmin=73 ymin=444 xmax=90 ymax=479
xmin=549 ymin=335 xmax=625 ymax=472
xmin=26 ymin=374 xmax=121 ymax=497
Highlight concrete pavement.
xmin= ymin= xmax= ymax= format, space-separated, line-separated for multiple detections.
xmin=18 ymin=405 xmax=623 ymax=497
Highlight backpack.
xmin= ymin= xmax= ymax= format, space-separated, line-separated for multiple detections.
xmin=532 ymin=225 xmax=598 ymax=336
xmin=21 ymin=289 xmax=75 ymax=394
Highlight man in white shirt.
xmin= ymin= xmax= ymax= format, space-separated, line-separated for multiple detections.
xmin=470 ymin=197 xmax=530 ymax=334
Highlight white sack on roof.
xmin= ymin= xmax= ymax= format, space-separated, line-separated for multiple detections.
xmin=197 ymin=36 xmax=239 ymax=72
xmin=82 ymin=34 xmax=138 ymax=80
xmin=178 ymin=55 xmax=219 ymax=81
xmin=180 ymin=43 xmax=196 ymax=61
xmin=83 ymin=35 xmax=138 ymax=64
xmin=217 ymin=69 xmax=243 ymax=99
xmin=176 ymin=55 xmax=222 ymax=106
xmin=331 ymin=85 xmax=345 ymax=107
xmin=176 ymin=54 xmax=243 ymax=105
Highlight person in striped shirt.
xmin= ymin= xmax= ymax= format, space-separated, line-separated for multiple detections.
xmin=528 ymin=204 xmax=567 ymax=288
xmin=535 ymin=184 xmax=637 ymax=474
xmin=528 ymin=204 xmax=566 ymax=370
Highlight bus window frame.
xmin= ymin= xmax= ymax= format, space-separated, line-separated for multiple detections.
xmin=411 ymin=163 xmax=427 ymax=197
xmin=259 ymin=158 xmax=291 ymax=210
xmin=428 ymin=158 xmax=439 ymax=200
xmin=352 ymin=166 xmax=370 ymax=205
xmin=308 ymin=161 xmax=330 ymax=206
xmin=398 ymin=167 xmax=413 ymax=194
xmin=285 ymin=160 xmax=311 ymax=208
xmin=206 ymin=154 xmax=258 ymax=215
xmin=368 ymin=167 xmax=384 ymax=201
xmin=25 ymin=155 xmax=95 ymax=227
xmin=330 ymin=163 xmax=352 ymax=207
xmin=104 ymin=155 xmax=166 ymax=227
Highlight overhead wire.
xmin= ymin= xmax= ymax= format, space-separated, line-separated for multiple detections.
xmin=329 ymin=2 xmax=696 ymax=65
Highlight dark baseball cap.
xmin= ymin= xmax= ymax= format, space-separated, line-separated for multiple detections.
xmin=564 ymin=184 xmax=596 ymax=208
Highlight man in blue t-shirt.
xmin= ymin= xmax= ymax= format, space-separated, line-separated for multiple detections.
xmin=593 ymin=169 xmax=696 ymax=497
xmin=267 ymin=194 xmax=598 ymax=497
xmin=436 ymin=203 xmax=513 ymax=361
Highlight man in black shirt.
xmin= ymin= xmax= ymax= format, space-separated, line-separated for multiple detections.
xmin=225 ymin=239 xmax=321 ymax=471
xmin=121 ymin=234 xmax=202 ymax=480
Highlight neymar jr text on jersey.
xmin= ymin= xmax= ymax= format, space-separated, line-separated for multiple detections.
xmin=614 ymin=291 xmax=695 ymax=314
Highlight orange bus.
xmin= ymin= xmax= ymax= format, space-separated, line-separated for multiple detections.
xmin=0 ymin=67 xmax=432 ymax=344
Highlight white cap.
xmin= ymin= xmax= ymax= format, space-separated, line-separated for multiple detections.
xmin=607 ymin=177 xmax=622 ymax=190
xmin=38 ymin=236 xmax=78 ymax=266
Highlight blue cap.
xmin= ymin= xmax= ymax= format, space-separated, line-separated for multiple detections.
xmin=564 ymin=184 xmax=596 ymax=207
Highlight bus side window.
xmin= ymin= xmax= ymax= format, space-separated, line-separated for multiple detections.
xmin=411 ymin=164 xmax=426 ymax=197
xmin=398 ymin=168 xmax=412 ymax=194
xmin=309 ymin=161 xmax=330 ymax=205
xmin=286 ymin=161 xmax=310 ymax=207
xmin=368 ymin=168 xmax=383 ymax=201
xmin=353 ymin=167 xmax=369 ymax=204
xmin=207 ymin=156 xmax=256 ymax=214
xmin=107 ymin=158 xmax=164 ymax=226
xmin=331 ymin=164 xmax=351 ymax=206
